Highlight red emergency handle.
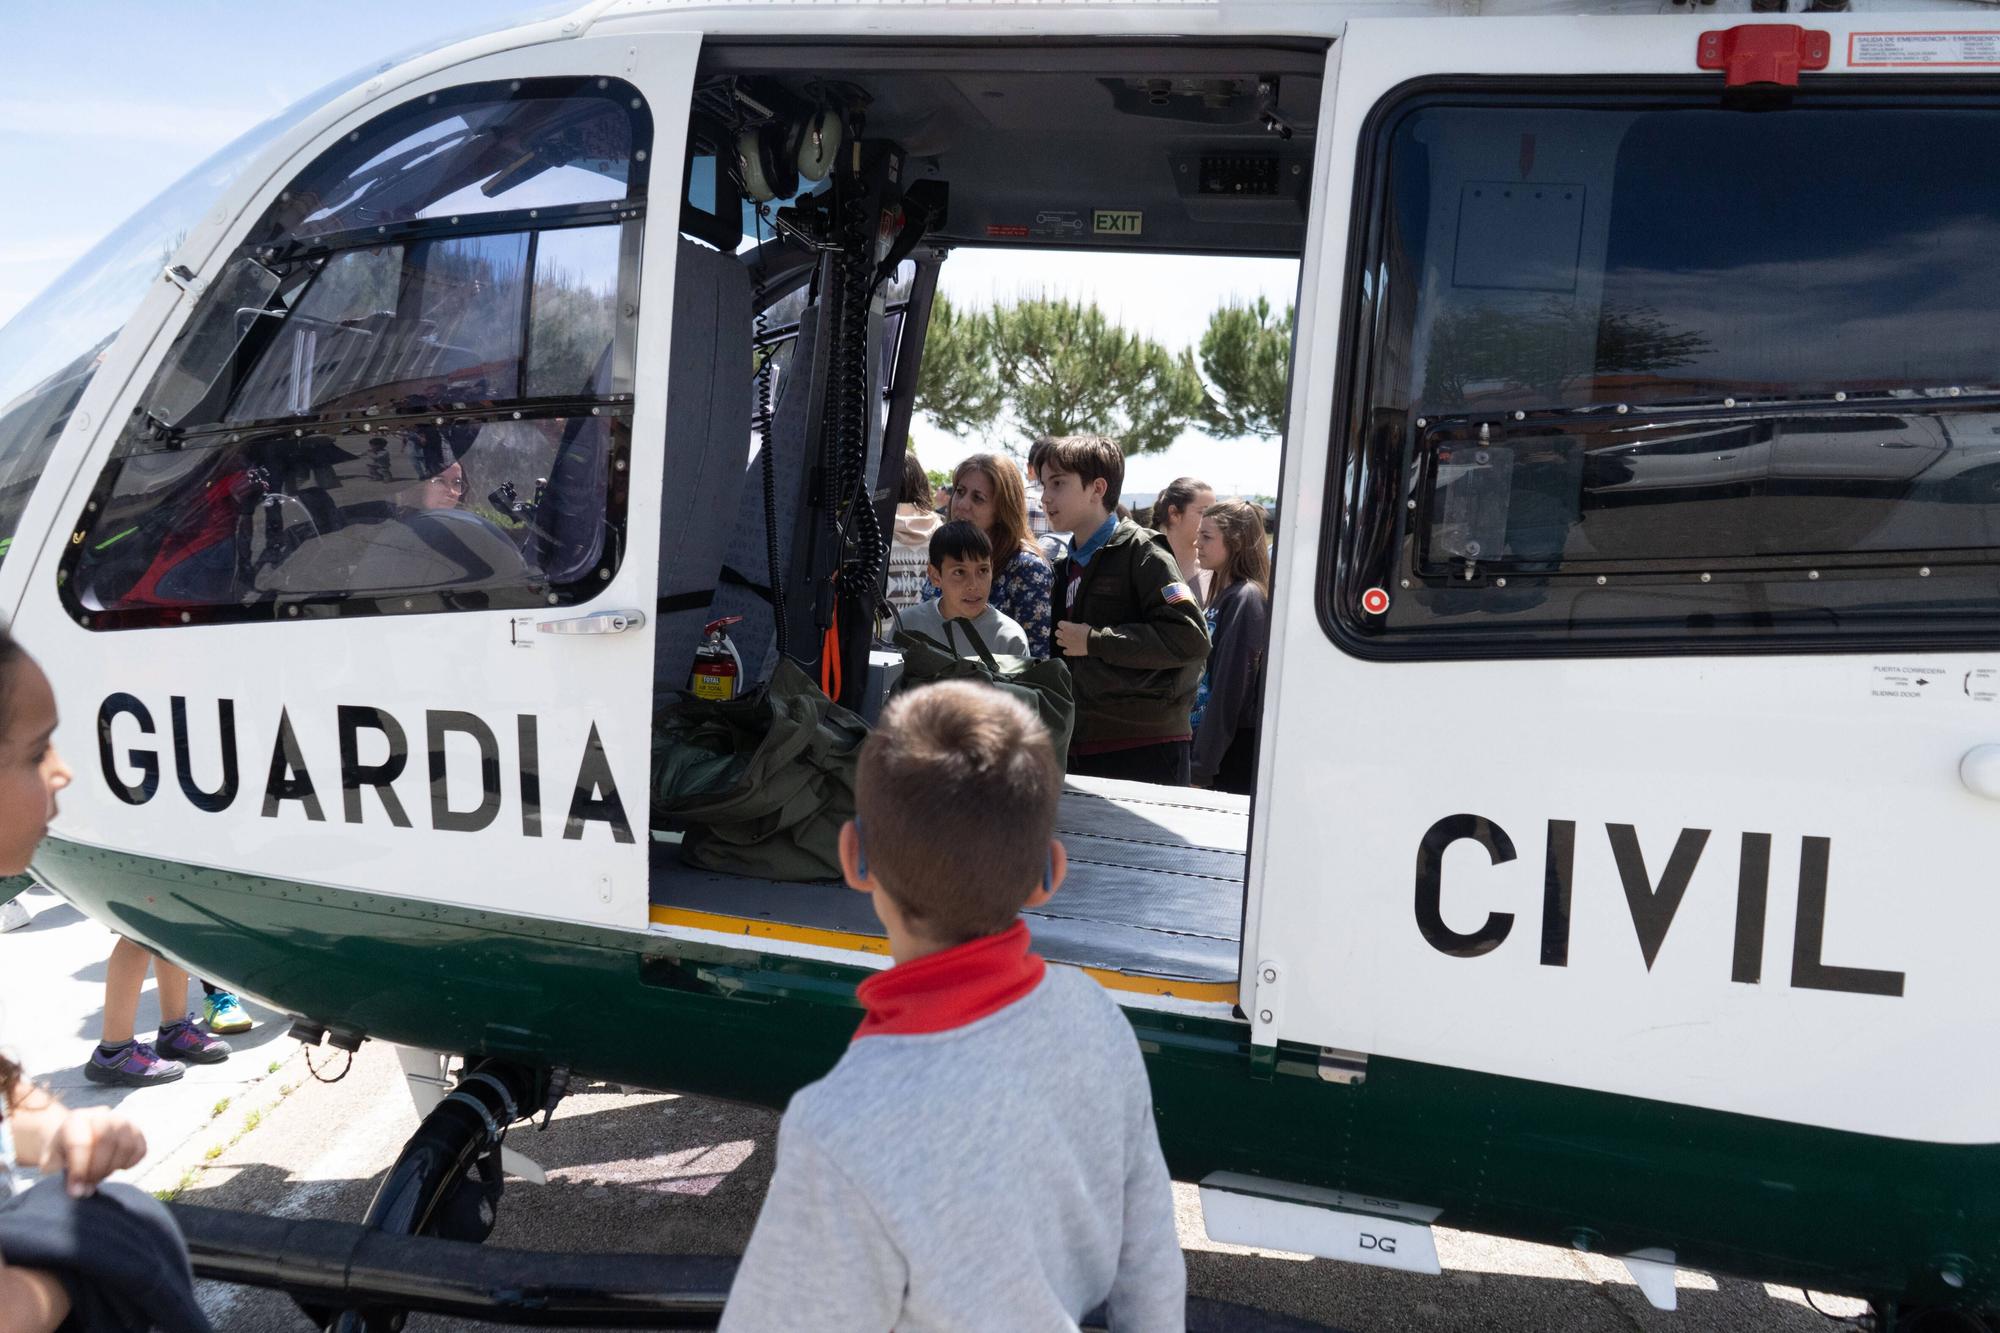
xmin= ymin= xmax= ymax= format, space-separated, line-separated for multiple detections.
xmin=1697 ymin=24 xmax=1832 ymax=87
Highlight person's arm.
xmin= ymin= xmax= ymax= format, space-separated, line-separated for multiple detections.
xmin=8 ymin=1084 xmax=147 ymax=1198
xmin=1001 ymin=553 xmax=1053 ymax=660
xmin=1189 ymin=587 xmax=1268 ymax=787
xmin=1084 ymin=545 xmax=1209 ymax=669
xmin=0 ymin=1264 xmax=69 ymax=1333
xmin=990 ymin=610 xmax=1033 ymax=658
xmin=719 ymin=1115 xmax=905 ymax=1333
xmin=0 ymin=1079 xmax=144 ymax=1333
xmin=1106 ymin=1067 xmax=1187 ymax=1331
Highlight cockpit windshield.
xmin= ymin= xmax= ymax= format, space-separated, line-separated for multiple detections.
xmin=0 ymin=5 xmax=589 ymax=575
xmin=0 ymin=71 xmax=362 ymax=574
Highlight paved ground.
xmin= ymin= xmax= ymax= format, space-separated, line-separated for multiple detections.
xmin=0 ymin=882 xmax=290 ymax=1182
xmin=5 ymin=889 xmax=1871 ymax=1330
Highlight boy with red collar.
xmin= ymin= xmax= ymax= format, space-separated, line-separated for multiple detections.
xmin=720 ymin=682 xmax=1185 ymax=1332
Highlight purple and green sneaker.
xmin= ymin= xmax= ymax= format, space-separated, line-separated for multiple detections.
xmin=84 ymin=1040 xmax=185 ymax=1088
xmin=157 ymin=1016 xmax=231 ymax=1065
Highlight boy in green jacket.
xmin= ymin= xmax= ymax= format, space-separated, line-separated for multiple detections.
xmin=1041 ymin=435 xmax=1210 ymax=784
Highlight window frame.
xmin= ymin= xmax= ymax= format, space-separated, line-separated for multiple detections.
xmin=1319 ymin=75 xmax=2000 ymax=662
xmin=60 ymin=75 xmax=652 ymax=631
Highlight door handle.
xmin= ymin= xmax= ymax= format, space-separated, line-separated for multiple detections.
xmin=536 ymin=609 xmax=646 ymax=636
xmin=1960 ymin=744 xmax=2000 ymax=800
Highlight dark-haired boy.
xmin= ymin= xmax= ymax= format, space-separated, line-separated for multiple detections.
xmin=898 ymin=520 xmax=1031 ymax=658
xmin=720 ymin=682 xmax=1185 ymax=1332
xmin=1039 ymin=435 xmax=1209 ymax=786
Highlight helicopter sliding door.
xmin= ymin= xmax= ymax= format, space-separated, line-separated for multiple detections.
xmin=1246 ymin=14 xmax=2000 ymax=1145
xmin=13 ymin=28 xmax=707 ymax=931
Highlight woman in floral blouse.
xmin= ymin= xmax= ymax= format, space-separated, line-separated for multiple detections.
xmin=921 ymin=453 xmax=1054 ymax=657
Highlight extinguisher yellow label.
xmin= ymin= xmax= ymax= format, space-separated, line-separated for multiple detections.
xmin=692 ymin=671 xmax=735 ymax=701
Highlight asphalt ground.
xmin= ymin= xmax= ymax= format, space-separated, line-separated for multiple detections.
xmin=6 ymin=888 xmax=1871 ymax=1331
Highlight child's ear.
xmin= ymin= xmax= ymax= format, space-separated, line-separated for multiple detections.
xmin=926 ymin=564 xmax=942 ymax=589
xmin=839 ymin=821 xmax=872 ymax=895
xmin=1022 ymin=839 xmax=1067 ymax=909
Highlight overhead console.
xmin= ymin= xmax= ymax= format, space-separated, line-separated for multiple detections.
xmin=693 ymin=45 xmax=1324 ymax=257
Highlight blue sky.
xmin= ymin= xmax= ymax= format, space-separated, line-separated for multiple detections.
xmin=0 ymin=2 xmax=536 ymax=328
xmin=0 ymin=3 xmax=1293 ymax=497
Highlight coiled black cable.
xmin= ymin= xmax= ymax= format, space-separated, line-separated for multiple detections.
xmin=826 ymin=195 xmax=886 ymax=604
xmin=749 ymin=204 xmax=789 ymax=662
xmin=753 ymin=302 xmax=788 ymax=662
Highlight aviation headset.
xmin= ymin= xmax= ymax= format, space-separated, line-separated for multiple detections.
xmin=736 ymin=104 xmax=844 ymax=203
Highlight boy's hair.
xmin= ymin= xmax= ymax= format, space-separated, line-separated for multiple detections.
xmin=1041 ymin=434 xmax=1125 ymax=511
xmin=928 ymin=518 xmax=992 ymax=569
xmin=1026 ymin=435 xmax=1057 ymax=481
xmin=858 ymin=682 xmax=1062 ymax=942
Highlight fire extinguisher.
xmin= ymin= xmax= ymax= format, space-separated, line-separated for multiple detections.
xmin=690 ymin=616 xmax=746 ymax=701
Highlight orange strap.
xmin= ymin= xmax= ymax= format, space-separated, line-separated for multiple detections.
xmin=820 ymin=604 xmax=842 ymax=700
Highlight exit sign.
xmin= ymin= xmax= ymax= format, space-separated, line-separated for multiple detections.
xmin=1092 ymin=209 xmax=1143 ymax=236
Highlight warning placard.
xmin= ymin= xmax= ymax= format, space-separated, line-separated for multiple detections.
xmin=1849 ymin=31 xmax=2000 ymax=67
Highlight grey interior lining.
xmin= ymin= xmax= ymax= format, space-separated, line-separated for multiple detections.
xmin=653 ymin=238 xmax=753 ymax=693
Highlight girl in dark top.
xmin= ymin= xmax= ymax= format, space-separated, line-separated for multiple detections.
xmin=1189 ymin=500 xmax=1271 ymax=794
xmin=0 ymin=628 xmax=164 ymax=1332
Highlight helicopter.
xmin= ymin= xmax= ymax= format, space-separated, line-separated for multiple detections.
xmin=5 ymin=0 xmax=2000 ymax=1328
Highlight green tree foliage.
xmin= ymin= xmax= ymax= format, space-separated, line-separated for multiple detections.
xmin=913 ymin=294 xmax=1214 ymax=454
xmin=527 ymin=263 xmax=615 ymax=398
xmin=1422 ymin=299 xmax=1710 ymax=408
xmin=914 ymin=294 xmax=1005 ymax=438
xmin=1199 ymin=297 xmax=1293 ymax=440
xmin=984 ymin=296 xmax=1207 ymax=455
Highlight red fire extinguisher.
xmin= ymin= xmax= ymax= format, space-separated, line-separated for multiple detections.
xmin=690 ymin=616 xmax=746 ymax=701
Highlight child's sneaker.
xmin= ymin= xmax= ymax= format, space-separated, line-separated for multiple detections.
xmin=0 ymin=897 xmax=28 ymax=932
xmin=157 ymin=1016 xmax=231 ymax=1064
xmin=84 ymin=1040 xmax=185 ymax=1087
xmin=202 ymin=990 xmax=253 ymax=1034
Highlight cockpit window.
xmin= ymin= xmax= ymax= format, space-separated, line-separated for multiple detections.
xmin=63 ymin=77 xmax=650 ymax=630
xmin=1329 ymin=89 xmax=2000 ymax=656
xmin=255 ymin=90 xmax=637 ymax=250
xmin=64 ymin=415 xmax=622 ymax=624
xmin=0 ymin=75 xmax=351 ymax=574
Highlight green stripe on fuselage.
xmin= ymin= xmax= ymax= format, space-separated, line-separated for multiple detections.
xmin=31 ymin=834 xmax=2000 ymax=1315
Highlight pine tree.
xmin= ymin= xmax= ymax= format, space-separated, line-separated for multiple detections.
xmin=1198 ymin=297 xmax=1293 ymax=440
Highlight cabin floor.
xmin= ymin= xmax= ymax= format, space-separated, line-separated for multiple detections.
xmin=647 ymin=775 xmax=1246 ymax=991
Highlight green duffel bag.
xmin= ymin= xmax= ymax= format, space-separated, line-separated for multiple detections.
xmin=893 ymin=618 xmax=1075 ymax=766
xmin=651 ymin=659 xmax=868 ymax=882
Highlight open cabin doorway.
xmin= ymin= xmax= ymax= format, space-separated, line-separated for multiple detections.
xmin=642 ymin=40 xmax=1318 ymax=1010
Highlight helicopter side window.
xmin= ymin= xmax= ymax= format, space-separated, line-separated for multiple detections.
xmin=1328 ymin=91 xmax=2000 ymax=657
xmin=60 ymin=78 xmax=649 ymax=630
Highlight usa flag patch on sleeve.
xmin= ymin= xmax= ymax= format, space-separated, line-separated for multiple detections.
xmin=1163 ymin=582 xmax=1196 ymax=605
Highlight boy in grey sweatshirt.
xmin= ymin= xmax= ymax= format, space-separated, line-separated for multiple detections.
xmin=720 ymin=681 xmax=1185 ymax=1332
